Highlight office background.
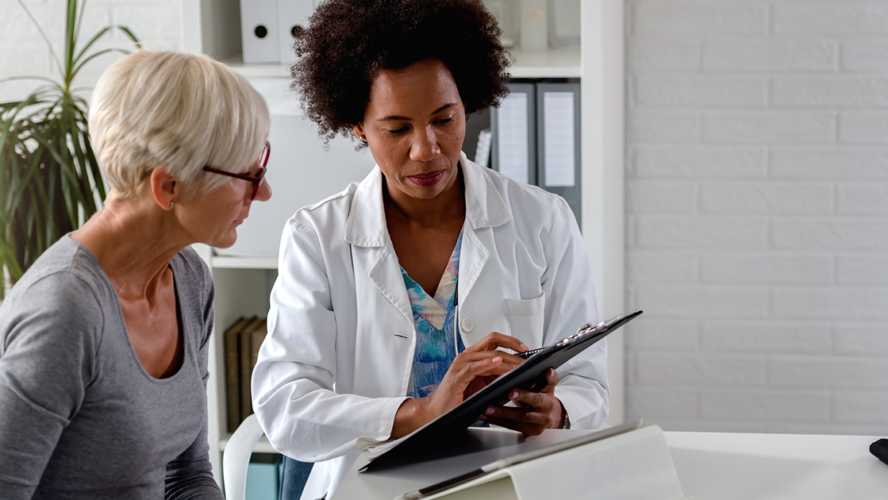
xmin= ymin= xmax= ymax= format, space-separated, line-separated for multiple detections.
xmin=1 ymin=0 xmax=886 ymax=438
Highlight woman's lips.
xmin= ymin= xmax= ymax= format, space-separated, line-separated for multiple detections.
xmin=407 ymin=170 xmax=445 ymax=187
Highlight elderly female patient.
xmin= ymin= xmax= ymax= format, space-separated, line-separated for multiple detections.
xmin=0 ymin=50 xmax=271 ymax=499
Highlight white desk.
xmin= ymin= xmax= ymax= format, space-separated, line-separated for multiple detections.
xmin=331 ymin=429 xmax=888 ymax=500
xmin=666 ymin=432 xmax=888 ymax=500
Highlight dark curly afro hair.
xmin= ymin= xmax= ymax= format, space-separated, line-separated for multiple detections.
xmin=291 ymin=0 xmax=512 ymax=144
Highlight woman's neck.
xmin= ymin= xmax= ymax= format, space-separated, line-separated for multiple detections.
xmin=71 ymin=195 xmax=190 ymax=301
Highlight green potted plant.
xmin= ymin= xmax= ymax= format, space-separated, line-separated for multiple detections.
xmin=0 ymin=0 xmax=140 ymax=298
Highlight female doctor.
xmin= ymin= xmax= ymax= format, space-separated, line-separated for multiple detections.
xmin=251 ymin=1 xmax=609 ymax=498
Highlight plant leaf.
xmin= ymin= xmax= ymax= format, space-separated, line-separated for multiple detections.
xmin=80 ymin=122 xmax=107 ymax=202
xmin=66 ymin=114 xmax=97 ymax=217
xmin=0 ymin=238 xmax=23 ymax=282
xmin=72 ymin=26 xmax=110 ymax=68
xmin=72 ymin=48 xmax=130 ymax=79
xmin=116 ymin=25 xmax=141 ymax=48
xmin=74 ymin=0 xmax=88 ymax=47
xmin=65 ymin=0 xmax=78 ymax=80
xmin=4 ymin=146 xmax=43 ymax=216
xmin=15 ymin=0 xmax=65 ymax=78
xmin=0 ymin=76 xmax=64 ymax=92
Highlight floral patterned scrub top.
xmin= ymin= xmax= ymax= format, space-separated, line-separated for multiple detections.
xmin=403 ymin=232 xmax=466 ymax=399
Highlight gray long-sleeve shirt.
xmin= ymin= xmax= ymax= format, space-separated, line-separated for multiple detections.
xmin=0 ymin=236 xmax=223 ymax=499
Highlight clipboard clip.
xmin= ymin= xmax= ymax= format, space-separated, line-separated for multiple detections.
xmin=555 ymin=320 xmax=606 ymax=347
xmin=515 ymin=320 xmax=608 ymax=360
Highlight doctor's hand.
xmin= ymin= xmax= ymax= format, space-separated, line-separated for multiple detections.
xmin=391 ymin=332 xmax=528 ymax=439
xmin=478 ymin=368 xmax=563 ymax=437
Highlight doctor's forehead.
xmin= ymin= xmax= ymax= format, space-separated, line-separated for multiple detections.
xmin=366 ymin=59 xmax=463 ymax=119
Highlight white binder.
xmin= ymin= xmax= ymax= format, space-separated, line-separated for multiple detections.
xmin=396 ymin=426 xmax=687 ymax=500
xmin=277 ymin=0 xmax=315 ymax=65
xmin=491 ymin=83 xmax=535 ymax=185
xmin=537 ymin=82 xmax=581 ymax=225
xmin=240 ymin=0 xmax=280 ymax=63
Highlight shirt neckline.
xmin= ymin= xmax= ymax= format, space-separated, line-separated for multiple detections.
xmin=64 ymin=234 xmax=190 ymax=384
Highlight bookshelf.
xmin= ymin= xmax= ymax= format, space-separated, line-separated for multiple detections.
xmin=181 ymin=0 xmax=624 ymax=487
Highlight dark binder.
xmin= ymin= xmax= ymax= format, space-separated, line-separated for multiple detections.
xmin=239 ymin=316 xmax=265 ymax=421
xmin=359 ymin=310 xmax=643 ymax=472
xmin=537 ymin=82 xmax=582 ymax=227
xmin=224 ymin=316 xmax=253 ymax=433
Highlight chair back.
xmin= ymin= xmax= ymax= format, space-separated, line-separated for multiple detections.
xmin=223 ymin=414 xmax=265 ymax=500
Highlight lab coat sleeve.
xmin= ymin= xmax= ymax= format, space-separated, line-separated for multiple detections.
xmin=541 ymin=198 xmax=610 ymax=430
xmin=252 ymin=217 xmax=408 ymax=462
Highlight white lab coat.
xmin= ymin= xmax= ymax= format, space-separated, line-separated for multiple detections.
xmin=252 ymin=153 xmax=608 ymax=500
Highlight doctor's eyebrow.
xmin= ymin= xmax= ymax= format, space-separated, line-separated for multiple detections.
xmin=377 ymin=103 xmax=458 ymax=122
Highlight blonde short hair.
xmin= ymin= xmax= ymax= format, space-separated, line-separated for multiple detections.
xmin=89 ymin=50 xmax=270 ymax=199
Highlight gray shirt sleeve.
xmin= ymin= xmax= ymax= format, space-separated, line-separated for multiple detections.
xmin=0 ymin=273 xmax=102 ymax=499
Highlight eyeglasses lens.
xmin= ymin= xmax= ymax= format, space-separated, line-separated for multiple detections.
xmin=260 ymin=144 xmax=270 ymax=168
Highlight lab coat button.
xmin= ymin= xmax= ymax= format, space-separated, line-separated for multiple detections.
xmin=460 ymin=318 xmax=474 ymax=333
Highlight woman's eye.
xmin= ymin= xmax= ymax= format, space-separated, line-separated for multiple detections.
xmin=435 ymin=117 xmax=453 ymax=125
xmin=387 ymin=127 xmax=408 ymax=134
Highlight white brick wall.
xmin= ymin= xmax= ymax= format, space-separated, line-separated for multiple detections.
xmin=0 ymin=0 xmax=181 ymax=103
xmin=626 ymin=0 xmax=888 ymax=435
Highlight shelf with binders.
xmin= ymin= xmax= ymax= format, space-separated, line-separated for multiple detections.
xmin=220 ymin=46 xmax=581 ymax=80
xmin=182 ymin=0 xmax=583 ymax=79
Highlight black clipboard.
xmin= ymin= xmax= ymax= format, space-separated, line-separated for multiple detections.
xmin=359 ymin=310 xmax=643 ymax=472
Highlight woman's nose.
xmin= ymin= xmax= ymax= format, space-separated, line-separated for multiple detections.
xmin=255 ymin=178 xmax=272 ymax=202
xmin=409 ymin=126 xmax=441 ymax=162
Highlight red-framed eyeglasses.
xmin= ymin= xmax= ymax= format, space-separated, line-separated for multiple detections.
xmin=202 ymin=141 xmax=270 ymax=200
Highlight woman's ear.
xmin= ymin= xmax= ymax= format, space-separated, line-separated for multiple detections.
xmin=149 ymin=167 xmax=178 ymax=211
xmin=351 ymin=123 xmax=367 ymax=143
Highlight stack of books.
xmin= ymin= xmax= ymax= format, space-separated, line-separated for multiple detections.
xmin=223 ymin=316 xmax=269 ymax=433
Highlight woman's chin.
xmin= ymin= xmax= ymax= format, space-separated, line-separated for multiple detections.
xmin=208 ymin=230 xmax=238 ymax=249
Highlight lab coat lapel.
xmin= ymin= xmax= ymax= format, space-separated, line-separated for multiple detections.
xmin=368 ymin=245 xmax=414 ymax=326
xmin=458 ymin=154 xmax=511 ymax=304
xmin=345 ymin=167 xmax=414 ymax=326
xmin=457 ymin=229 xmax=489 ymax=305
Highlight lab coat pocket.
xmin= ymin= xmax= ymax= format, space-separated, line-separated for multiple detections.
xmin=503 ymin=291 xmax=546 ymax=346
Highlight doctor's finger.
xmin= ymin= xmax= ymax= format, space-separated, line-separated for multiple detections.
xmin=480 ymin=413 xmax=550 ymax=437
xmin=508 ymin=388 xmax=557 ymax=411
xmin=469 ymin=332 xmax=529 ymax=354
xmin=455 ymin=349 xmax=524 ymax=370
xmin=539 ymin=368 xmax=559 ymax=392
xmin=517 ymin=368 xmax=559 ymax=394
xmin=482 ymin=405 xmax=551 ymax=424
xmin=455 ymin=356 xmax=506 ymax=383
